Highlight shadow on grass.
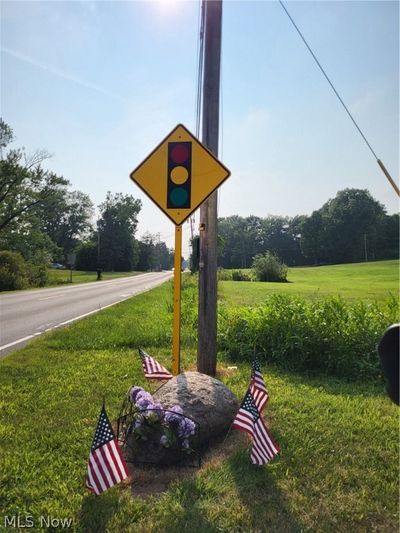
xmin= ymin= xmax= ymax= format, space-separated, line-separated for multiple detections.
xmin=152 ymin=484 xmax=222 ymax=533
xmin=78 ymin=491 xmax=121 ymax=533
xmin=76 ymin=433 xmax=301 ymax=532
xmin=227 ymin=449 xmax=302 ymax=532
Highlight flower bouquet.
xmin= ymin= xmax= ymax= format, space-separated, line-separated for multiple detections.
xmin=122 ymin=386 xmax=198 ymax=466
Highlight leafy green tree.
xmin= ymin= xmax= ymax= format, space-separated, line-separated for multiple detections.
xmin=0 ymin=119 xmax=93 ymax=265
xmin=97 ymin=192 xmax=141 ymax=271
xmin=0 ymin=223 xmax=60 ymax=265
xmin=38 ymin=189 xmax=94 ymax=260
xmin=259 ymin=215 xmax=306 ymax=266
xmin=155 ymin=241 xmax=173 ymax=270
xmin=135 ymin=233 xmax=173 ymax=271
xmin=136 ymin=233 xmax=156 ymax=271
xmin=301 ymin=189 xmax=387 ymax=264
xmin=218 ymin=214 xmax=308 ymax=268
xmin=299 ymin=211 xmax=326 ymax=264
xmin=218 ymin=215 xmax=260 ymax=268
xmin=0 ymin=119 xmax=13 ymax=151
xmin=375 ymin=214 xmax=399 ymax=260
xmin=0 ymin=121 xmax=67 ymax=232
xmin=75 ymin=240 xmax=98 ymax=271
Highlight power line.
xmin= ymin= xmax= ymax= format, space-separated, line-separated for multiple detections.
xmin=190 ymin=0 xmax=206 ymax=242
xmin=195 ymin=0 xmax=205 ymax=139
xmin=279 ymin=0 xmax=378 ymax=159
xmin=279 ymin=0 xmax=399 ymax=197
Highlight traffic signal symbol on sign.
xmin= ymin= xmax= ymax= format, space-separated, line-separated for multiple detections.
xmin=129 ymin=124 xmax=230 ymax=226
xmin=167 ymin=142 xmax=191 ymax=209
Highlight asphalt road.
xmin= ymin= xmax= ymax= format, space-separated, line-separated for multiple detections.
xmin=0 ymin=271 xmax=173 ymax=358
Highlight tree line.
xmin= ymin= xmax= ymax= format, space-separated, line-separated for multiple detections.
xmin=0 ymin=120 xmax=173 ymax=286
xmin=190 ymin=189 xmax=398 ymax=270
xmin=1 ymin=119 xmax=397 ymax=287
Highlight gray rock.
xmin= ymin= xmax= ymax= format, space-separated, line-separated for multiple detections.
xmin=153 ymin=371 xmax=239 ymax=445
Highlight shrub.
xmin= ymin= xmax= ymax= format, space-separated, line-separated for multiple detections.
xmin=27 ymin=262 xmax=48 ymax=287
xmin=232 ymin=270 xmax=252 ymax=282
xmin=252 ymin=252 xmax=288 ymax=282
xmin=218 ymin=268 xmax=232 ymax=281
xmin=0 ymin=251 xmax=29 ymax=290
xmin=217 ymin=294 xmax=399 ymax=381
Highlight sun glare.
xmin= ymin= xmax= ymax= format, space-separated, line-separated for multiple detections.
xmin=156 ymin=0 xmax=180 ymax=13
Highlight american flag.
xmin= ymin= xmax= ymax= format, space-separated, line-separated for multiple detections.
xmin=138 ymin=348 xmax=173 ymax=380
xmin=233 ymin=391 xmax=280 ymax=465
xmin=250 ymin=357 xmax=269 ymax=412
xmin=86 ymin=406 xmax=129 ymax=495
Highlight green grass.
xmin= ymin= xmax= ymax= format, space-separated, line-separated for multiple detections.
xmin=219 ymin=260 xmax=399 ymax=305
xmin=46 ymin=269 xmax=142 ymax=287
xmin=218 ymin=294 xmax=398 ymax=380
xmin=0 ymin=279 xmax=398 ymax=532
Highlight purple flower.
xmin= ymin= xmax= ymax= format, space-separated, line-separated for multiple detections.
xmin=152 ymin=402 xmax=164 ymax=419
xmin=177 ymin=417 xmax=196 ymax=437
xmin=140 ymin=400 xmax=164 ymax=420
xmin=188 ymin=419 xmax=196 ymax=434
xmin=165 ymin=405 xmax=184 ymax=424
xmin=129 ymin=386 xmax=144 ymax=403
xmin=160 ymin=435 xmax=168 ymax=446
xmin=178 ymin=417 xmax=196 ymax=438
xmin=182 ymin=439 xmax=189 ymax=449
xmin=136 ymin=390 xmax=153 ymax=402
xmin=135 ymin=391 xmax=153 ymax=410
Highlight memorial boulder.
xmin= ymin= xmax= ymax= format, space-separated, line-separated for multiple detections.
xmin=153 ymin=371 xmax=239 ymax=446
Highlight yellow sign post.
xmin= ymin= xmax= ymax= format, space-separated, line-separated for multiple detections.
xmin=172 ymin=225 xmax=182 ymax=375
xmin=130 ymin=124 xmax=230 ymax=374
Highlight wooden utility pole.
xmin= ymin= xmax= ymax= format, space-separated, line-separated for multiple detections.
xmin=198 ymin=0 xmax=223 ymax=376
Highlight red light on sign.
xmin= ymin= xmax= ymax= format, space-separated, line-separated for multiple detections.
xmin=170 ymin=144 xmax=190 ymax=165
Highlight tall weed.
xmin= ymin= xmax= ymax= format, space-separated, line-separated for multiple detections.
xmin=180 ymin=274 xmax=198 ymax=345
xmin=217 ymin=294 xmax=399 ymax=380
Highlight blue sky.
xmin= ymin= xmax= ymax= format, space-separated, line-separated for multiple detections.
xmin=1 ymin=0 xmax=398 ymax=256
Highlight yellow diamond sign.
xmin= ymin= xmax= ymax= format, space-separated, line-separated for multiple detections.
xmin=129 ymin=124 xmax=230 ymax=226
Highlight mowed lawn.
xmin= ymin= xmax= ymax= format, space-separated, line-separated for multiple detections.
xmin=0 ymin=264 xmax=398 ymax=532
xmin=220 ymin=260 xmax=399 ymax=305
xmin=47 ymin=269 xmax=142 ymax=287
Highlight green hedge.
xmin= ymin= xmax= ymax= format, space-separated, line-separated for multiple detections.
xmin=217 ymin=294 xmax=398 ymax=380
xmin=0 ymin=250 xmax=49 ymax=290
xmin=232 ymin=270 xmax=252 ymax=281
xmin=0 ymin=251 xmax=29 ymax=290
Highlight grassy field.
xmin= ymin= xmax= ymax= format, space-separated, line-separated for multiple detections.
xmin=46 ymin=269 xmax=142 ymax=287
xmin=0 ymin=267 xmax=398 ymax=532
xmin=219 ymin=260 xmax=399 ymax=305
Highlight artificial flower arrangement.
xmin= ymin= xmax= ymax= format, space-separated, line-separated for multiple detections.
xmin=126 ymin=386 xmax=197 ymax=460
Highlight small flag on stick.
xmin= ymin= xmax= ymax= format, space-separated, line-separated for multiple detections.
xmin=250 ymin=357 xmax=269 ymax=412
xmin=138 ymin=348 xmax=173 ymax=380
xmin=86 ymin=405 xmax=129 ymax=495
xmin=233 ymin=391 xmax=280 ymax=465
